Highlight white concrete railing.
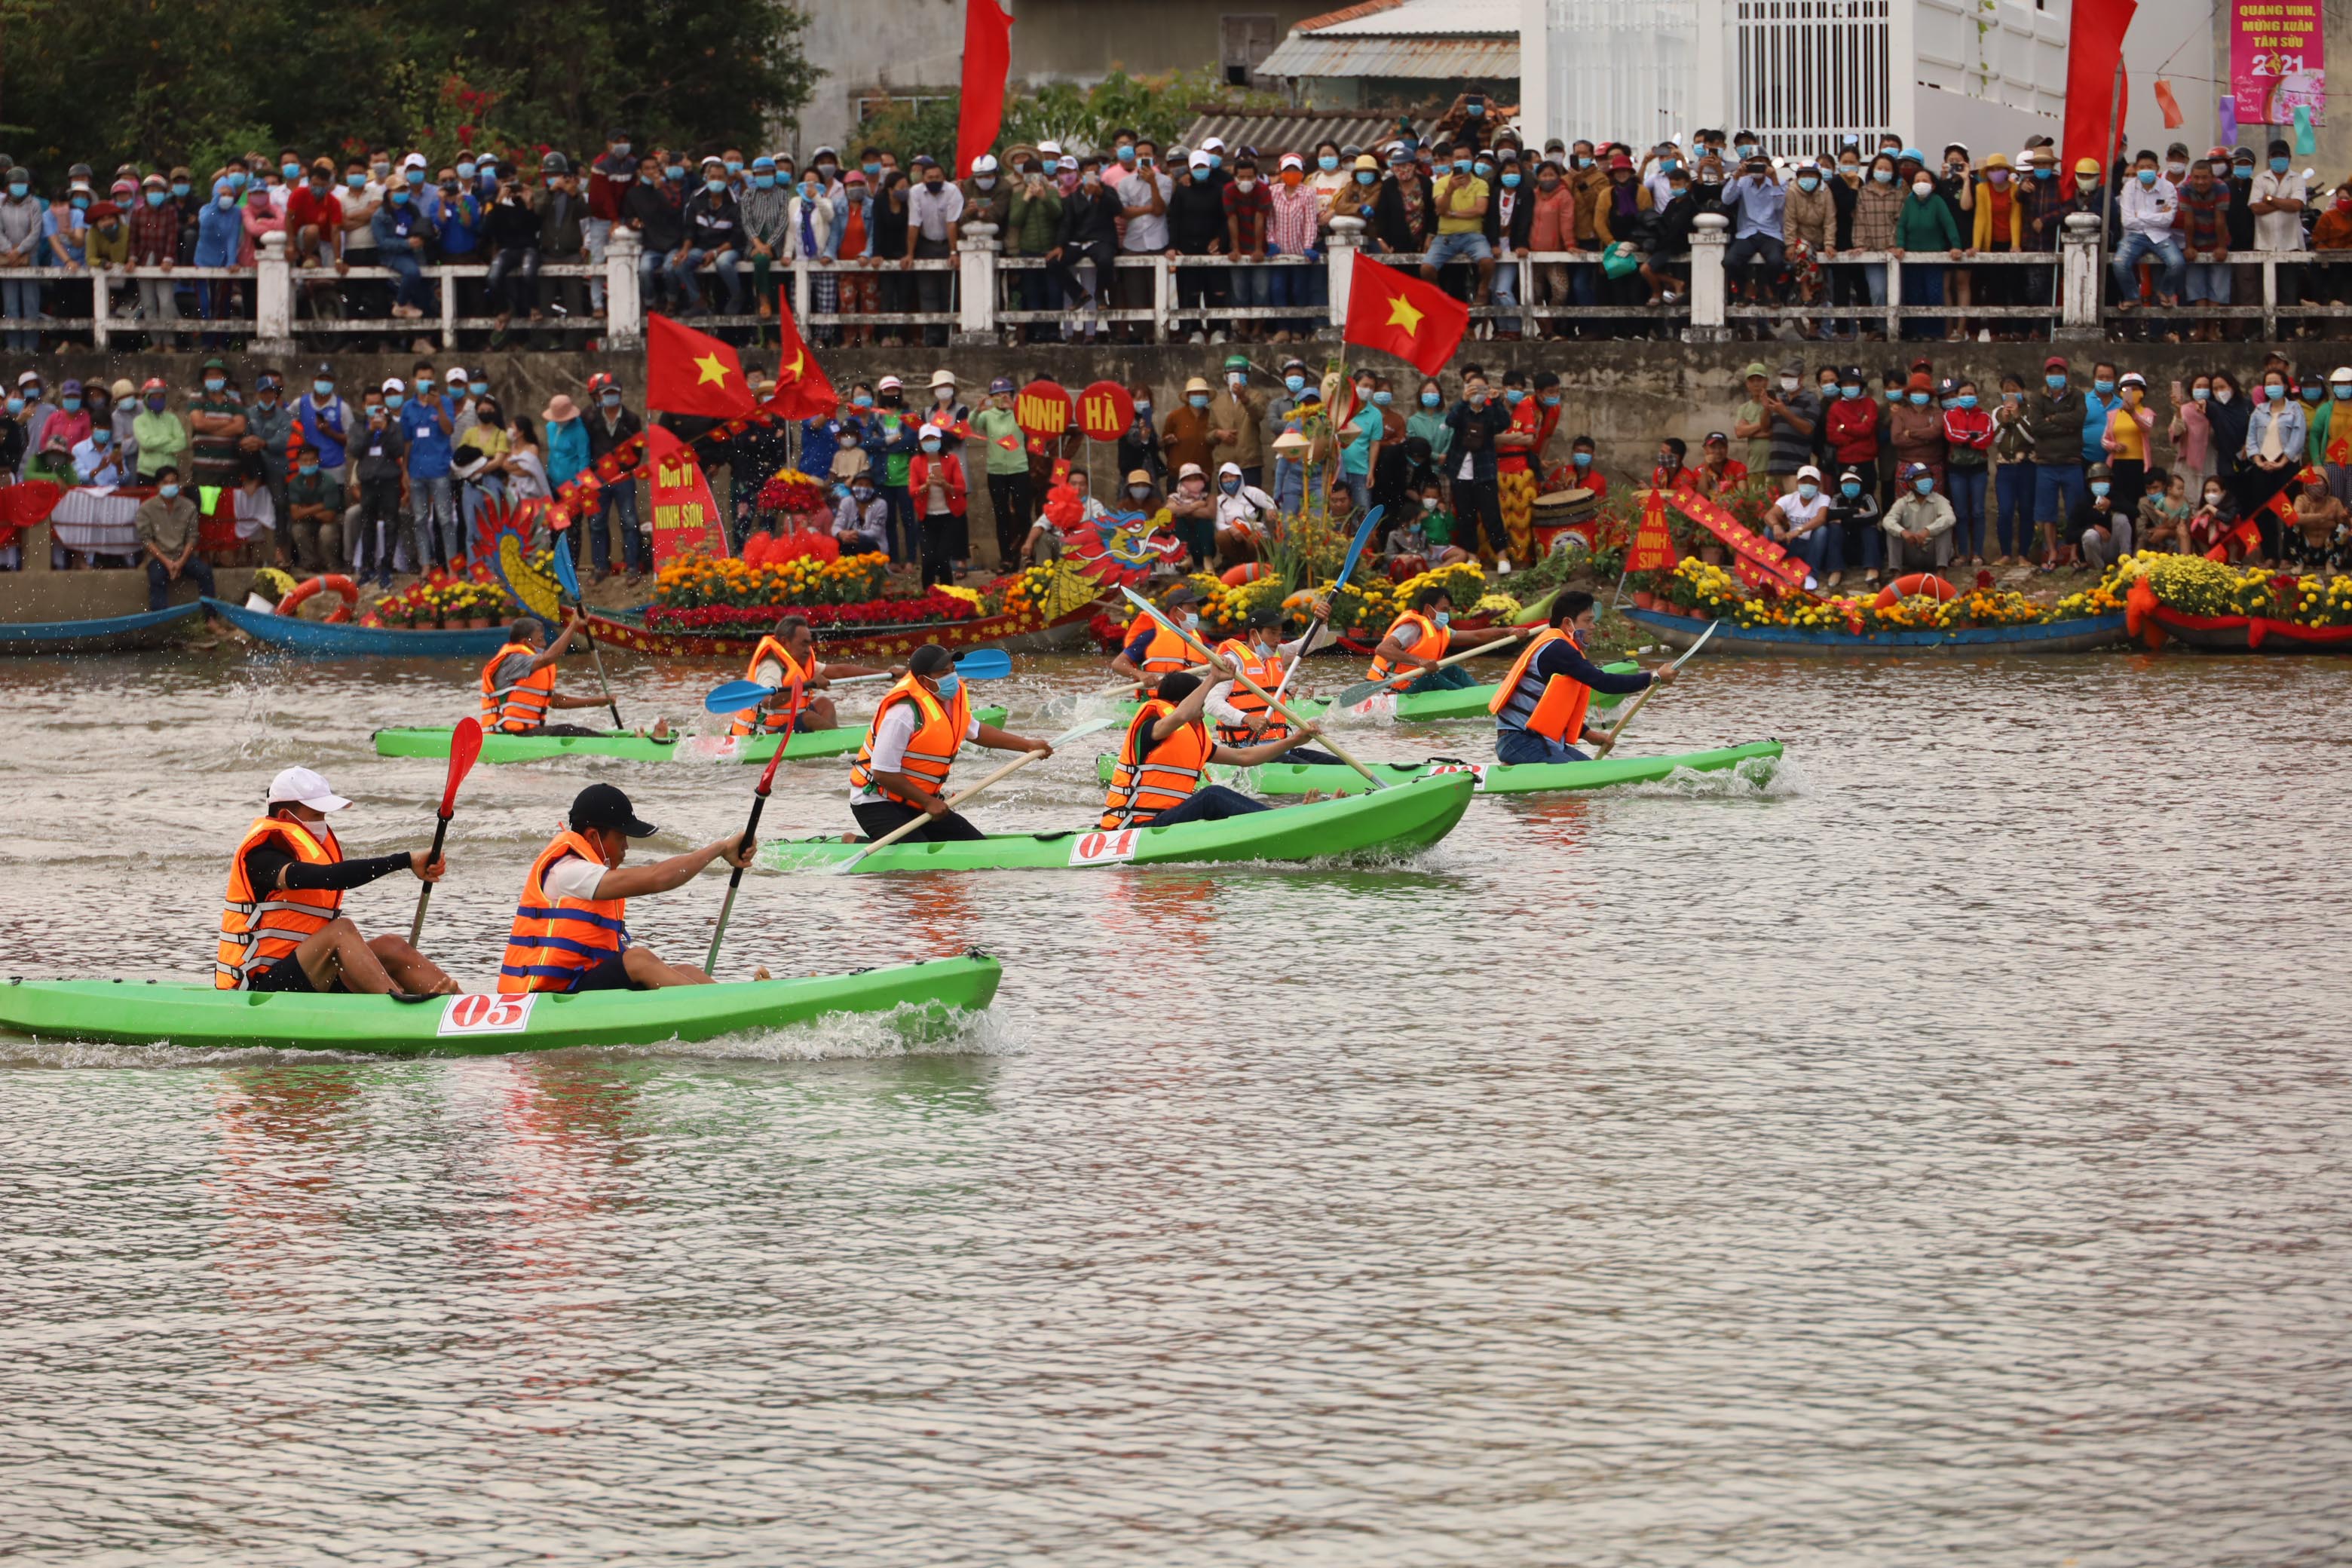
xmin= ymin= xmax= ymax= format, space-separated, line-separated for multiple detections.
xmin=0 ymin=218 xmax=2336 ymax=349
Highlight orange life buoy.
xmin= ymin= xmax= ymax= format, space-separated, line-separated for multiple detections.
xmin=1873 ymin=573 xmax=1958 ymax=608
xmin=1220 ymin=562 xmax=1266 ymax=587
xmin=277 ymin=574 xmax=360 ymax=624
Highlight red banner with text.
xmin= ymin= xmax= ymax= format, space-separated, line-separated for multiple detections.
xmin=1623 ymin=490 xmax=1680 ymax=573
xmin=1661 ymin=488 xmax=1814 ymax=593
xmin=645 ymin=425 xmax=730 ymax=565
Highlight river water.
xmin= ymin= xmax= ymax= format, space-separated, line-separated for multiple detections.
xmin=3 ymin=647 xmax=2348 ymax=1566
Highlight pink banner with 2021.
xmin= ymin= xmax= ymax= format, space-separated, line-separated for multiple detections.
xmin=2232 ymin=0 xmax=2326 ymax=127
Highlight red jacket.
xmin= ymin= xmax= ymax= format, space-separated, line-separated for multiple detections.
xmin=908 ymin=452 xmax=968 ymax=514
xmin=587 ymin=153 xmax=638 ymax=223
xmin=1942 ymin=405 xmax=1995 ymax=454
xmin=1824 ymin=397 xmax=1879 ymax=467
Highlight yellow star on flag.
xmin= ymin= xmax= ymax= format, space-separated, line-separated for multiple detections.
xmin=1385 ymin=294 xmax=1425 ymax=335
xmin=694 ymin=352 xmax=732 ymax=387
xmin=782 ymin=349 xmax=804 ymax=382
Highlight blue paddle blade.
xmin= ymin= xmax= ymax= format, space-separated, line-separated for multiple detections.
xmin=1335 ymin=504 xmax=1384 ymax=591
xmin=703 ymin=679 xmax=777 ymax=715
xmin=950 ymin=648 xmax=1012 ymax=679
xmin=551 ymin=535 xmax=583 ymax=602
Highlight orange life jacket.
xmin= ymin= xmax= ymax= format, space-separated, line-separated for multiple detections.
xmin=216 ymin=814 xmax=343 ymax=988
xmin=1101 ymin=698 xmax=1212 ymax=828
xmin=730 ymin=634 xmax=813 ymax=737
xmin=1128 ymin=612 xmax=1195 ymax=675
xmin=1366 ymin=609 xmax=1448 ymax=689
xmin=1210 ymin=635 xmax=1288 ymax=744
xmin=1489 ymin=626 xmax=1594 ymax=743
xmin=849 ymin=676 xmax=972 ymax=807
xmin=479 ymin=642 xmax=555 ymax=733
xmin=499 ymin=827 xmax=630 ymax=994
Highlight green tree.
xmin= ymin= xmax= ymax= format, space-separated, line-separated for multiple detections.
xmin=857 ymin=69 xmax=1281 ymax=166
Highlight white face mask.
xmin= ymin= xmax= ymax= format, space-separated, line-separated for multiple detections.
xmin=1778 ymin=377 xmax=1799 ymax=392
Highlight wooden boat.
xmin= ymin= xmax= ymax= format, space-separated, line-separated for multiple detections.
xmin=1623 ymin=606 xmax=2130 ymax=655
xmin=2136 ymin=605 xmax=2352 ymax=654
xmin=0 ymin=601 xmax=204 ymax=655
xmin=205 ymin=598 xmax=515 ymax=658
xmin=583 ymin=599 xmax=1104 ymax=661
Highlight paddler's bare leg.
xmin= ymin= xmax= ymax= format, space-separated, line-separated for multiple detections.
xmin=620 ymin=946 xmax=716 ymax=988
xmin=365 ymin=935 xmax=460 ymax=995
xmin=291 ymin=917 xmax=400 ymax=994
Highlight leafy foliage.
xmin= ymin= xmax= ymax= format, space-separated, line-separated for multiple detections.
xmin=0 ymin=0 xmax=816 ymax=181
xmin=856 ymin=69 xmax=1285 ymax=164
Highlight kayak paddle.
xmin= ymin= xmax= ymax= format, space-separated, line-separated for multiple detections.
xmin=704 ymin=675 xmax=804 ymax=973
xmin=1081 ymin=660 xmax=1209 ymax=700
xmin=1329 ymin=625 xmax=1539 ymax=709
xmin=702 ymin=648 xmax=1012 ymax=715
xmin=1263 ymin=502 xmax=1384 ymax=712
xmin=407 ymin=716 xmax=483 ymax=948
xmin=550 ymin=537 xmax=624 ymax=730
xmin=1593 ymin=620 xmax=1718 ymax=757
xmin=832 ymin=714 xmax=1118 ymax=876
xmin=1118 ymin=585 xmax=1384 ymax=790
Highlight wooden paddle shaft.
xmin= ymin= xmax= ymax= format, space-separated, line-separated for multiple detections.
xmin=569 ymin=605 xmax=623 ymax=728
xmin=1156 ymin=614 xmax=1384 ymax=789
xmin=406 ymin=814 xmax=451 ymax=948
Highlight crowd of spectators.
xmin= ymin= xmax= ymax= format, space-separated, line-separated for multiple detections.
xmin=5 ymin=112 xmax=2350 ymax=352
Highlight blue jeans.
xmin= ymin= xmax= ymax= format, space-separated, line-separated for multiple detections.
xmin=1496 ymin=725 xmax=1590 ymax=765
xmin=1945 ymin=466 xmax=1987 ymax=558
xmin=382 ymin=248 xmax=430 ymax=312
xmin=583 ymin=480 xmax=642 ymax=573
xmin=1340 ymin=470 xmax=1368 ymax=512
xmin=1900 ymin=262 xmax=1943 ymax=339
xmin=1231 ymin=259 xmax=1270 ymax=314
xmin=1144 ymin=783 xmax=1267 ymax=827
xmin=1269 ymin=258 xmax=1322 ymax=334
xmin=409 ymin=473 xmax=459 ymax=566
xmin=1790 ymin=523 xmax=1842 ymax=579
xmin=2 ymin=276 xmax=38 ymax=350
xmin=2112 ymin=231 xmax=2188 ymax=301
xmin=1489 ymin=250 xmax=1520 ymax=333
xmin=2035 ymin=461 xmax=2086 ymax=526
xmin=2184 ymin=261 xmax=2231 ymax=304
xmin=671 ymin=247 xmax=743 ymax=313
xmin=1274 ymin=456 xmax=1305 ymax=514
xmin=1995 ymin=462 xmax=2036 ymax=556
xmin=641 ymin=247 xmax=674 ymax=311
xmin=1423 ymin=231 xmax=1492 ymax=268
xmin=145 ymin=555 xmax=216 ymax=611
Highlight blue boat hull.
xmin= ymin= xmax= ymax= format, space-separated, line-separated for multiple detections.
xmin=1623 ymin=607 xmax=2130 ymax=655
xmin=0 ymin=601 xmax=203 ymax=655
xmin=205 ymin=598 xmax=516 ymax=659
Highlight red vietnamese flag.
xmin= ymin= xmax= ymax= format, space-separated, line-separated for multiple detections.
xmin=1343 ymin=255 xmax=1468 ymax=376
xmin=2060 ymin=0 xmax=2136 ymax=175
xmin=761 ymin=296 xmax=841 ymax=419
xmin=646 ymin=312 xmax=755 ymax=419
xmin=956 ymin=0 xmax=1015 ymax=182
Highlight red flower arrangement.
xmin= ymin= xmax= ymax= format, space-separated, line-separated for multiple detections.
xmin=757 ymin=470 xmax=828 ymax=513
xmin=644 ymin=590 xmax=983 ymax=632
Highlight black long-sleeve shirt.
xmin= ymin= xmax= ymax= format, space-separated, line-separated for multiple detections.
xmin=244 ymin=845 xmax=410 ymax=894
xmin=1527 ymin=639 xmax=1652 ymax=696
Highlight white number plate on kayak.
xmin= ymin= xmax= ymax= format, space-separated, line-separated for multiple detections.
xmin=1346 ymin=692 xmax=1398 ymax=719
xmin=438 ymin=993 xmax=537 ymax=1037
xmin=1068 ymin=828 xmax=1141 ymax=866
xmin=1422 ymin=762 xmax=1488 ymax=792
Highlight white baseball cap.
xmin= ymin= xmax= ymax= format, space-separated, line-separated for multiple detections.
xmin=266 ymin=767 xmax=351 ymax=812
xmin=380 ymin=377 xmax=405 ymax=394
xmin=970 ymin=153 xmax=998 ymax=176
xmin=1796 ymin=464 xmax=1823 ymax=482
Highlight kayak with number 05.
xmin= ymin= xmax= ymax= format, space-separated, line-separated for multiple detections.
xmin=0 ymin=955 xmax=1002 ymax=1055
xmin=1112 ymin=664 xmax=1639 ymax=724
xmin=762 ymin=770 xmax=1475 ymax=874
xmin=1094 ymin=740 xmax=1784 ymax=797
xmin=373 ymin=707 xmax=1010 ymax=765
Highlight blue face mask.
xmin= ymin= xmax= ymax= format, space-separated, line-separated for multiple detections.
xmin=755 ymin=174 xmax=776 ymax=190
xmin=1841 ymin=385 xmax=1862 ymax=400
xmin=1913 ymin=477 xmax=1934 ymax=495
xmin=71 ymin=195 xmax=88 ymax=210
xmin=1503 ymin=388 xmax=1526 ymax=406
xmin=863 ymin=162 xmax=882 ymax=178
xmin=159 ymin=484 xmax=180 ymax=498
xmin=853 ymin=394 xmax=874 ymax=408
xmin=145 ymin=191 xmax=166 ymax=209
xmin=920 ymin=439 xmax=941 ymax=454
xmin=1572 ymin=452 xmax=1591 ymax=467
xmin=345 ymin=173 xmax=365 ymax=190
xmin=1872 ymin=167 xmax=1894 ymax=184
xmin=1661 ymin=160 xmax=1681 ymax=173
xmin=2094 ymin=378 xmax=2115 ymax=395
xmin=725 ymin=159 xmax=743 ymax=173
xmin=91 ymin=430 xmax=111 ymax=446
xmin=458 ymin=162 xmax=476 ymax=180
xmin=385 ymin=394 xmax=405 ymax=410
xmin=2193 ymin=387 xmax=2211 ymax=401
xmin=1452 ymin=159 xmax=1472 ymax=173
xmin=1797 ymin=482 xmax=1818 ymax=499
xmin=3 ymin=398 xmax=19 ymax=415
xmin=1908 ymin=391 xmax=1929 ymax=406
xmin=1475 ymin=162 xmax=1494 ymax=179
xmin=1135 ymin=402 xmax=1150 ymax=415
xmin=2046 ymin=375 xmax=2067 ymax=391
xmin=229 ymin=171 xmax=249 ymax=191
xmin=61 ymin=397 xmax=81 ymax=412
xmin=706 ymin=179 xmax=727 ymax=194
xmin=1957 ymin=394 xmax=1977 ymax=409
xmin=1284 ymin=375 xmax=1304 ymax=394
xmin=390 ymin=190 xmax=409 ymax=206
xmin=1318 ymin=155 xmax=1338 ymax=172
xmin=314 ymin=380 xmax=334 ymax=397
xmin=282 ymin=162 xmax=302 ymax=179
xmin=2090 ymin=481 xmax=2111 ymax=497
xmin=204 ymin=378 xmax=225 ymax=394
xmin=1208 ymin=154 xmax=1223 ymax=170
xmin=1842 ymin=482 xmax=1861 ymax=498
xmin=1117 ymin=146 xmax=1137 ymax=164
xmin=1357 ymin=171 xmax=1377 ymax=185
xmin=2136 ymin=169 xmax=2158 ymax=187
xmin=299 ymin=462 xmax=319 ymax=476
xmin=218 ymin=194 xmax=235 ymax=210
xmin=2271 ymin=157 xmax=2291 ymax=173
xmin=1432 ymin=610 xmax=1450 ymax=628
xmin=1798 ymin=174 xmax=1820 ymax=191
xmin=1501 ymin=172 xmax=1521 ymax=188
xmin=1372 ymin=391 xmax=1392 ymax=406
xmin=1421 ymin=391 xmax=1441 ymax=408
xmin=470 ymin=381 xmax=488 ymax=395
xmin=933 ymin=672 xmax=960 ymax=697
xmin=1189 ymin=394 xmax=1210 ymax=409
xmin=666 ymin=165 xmax=686 ymax=180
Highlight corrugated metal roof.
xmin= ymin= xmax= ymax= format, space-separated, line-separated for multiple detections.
xmin=1305 ymin=0 xmax=1519 ymax=35
xmin=1178 ymin=109 xmax=1441 ymax=156
xmin=1257 ymin=32 xmax=1520 ymax=78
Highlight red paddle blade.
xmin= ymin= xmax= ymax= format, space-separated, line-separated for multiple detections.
xmin=442 ymin=718 xmax=485 ymax=814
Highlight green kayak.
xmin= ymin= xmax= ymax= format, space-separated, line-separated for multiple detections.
xmin=1110 ymin=664 xmax=1635 ymax=724
xmin=1095 ymin=740 xmax=1783 ymax=797
xmin=0 ymin=954 xmax=1001 ymax=1055
xmin=374 ymin=707 xmax=1009 ymax=765
xmin=762 ymin=770 xmax=1474 ymax=874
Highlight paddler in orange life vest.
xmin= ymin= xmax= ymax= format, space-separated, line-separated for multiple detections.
xmin=848 ymin=643 xmax=1055 ymax=843
xmin=729 ymin=611 xmax=889 ymax=737
xmin=500 ymin=783 xmax=755 ymax=994
xmin=478 ymin=613 xmax=672 ymax=739
xmin=1364 ymin=584 xmax=1524 ymax=694
xmin=1207 ymin=602 xmax=1346 ymax=767
xmin=216 ymin=767 xmax=459 ymax=995
xmin=1491 ymin=590 xmax=1672 ymax=766
xmin=1109 ymin=579 xmax=1202 ymax=693
xmin=1102 ymin=666 xmax=1328 ymax=828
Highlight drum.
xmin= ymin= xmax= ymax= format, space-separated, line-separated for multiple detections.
xmin=1532 ymin=488 xmax=1600 ymax=557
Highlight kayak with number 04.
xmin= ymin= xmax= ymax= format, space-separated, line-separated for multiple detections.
xmin=0 ymin=955 xmax=1003 ymax=1055
xmin=762 ymin=770 xmax=1475 ymax=874
xmin=1094 ymin=740 xmax=1784 ymax=797
xmin=1111 ymin=664 xmax=1640 ymax=724
xmin=373 ymin=707 xmax=1010 ymax=765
